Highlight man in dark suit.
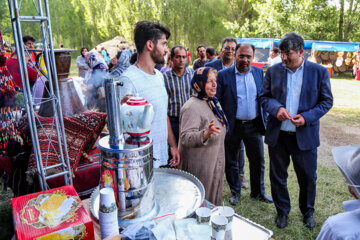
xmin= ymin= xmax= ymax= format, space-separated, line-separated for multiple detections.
xmin=217 ymin=43 xmax=272 ymax=205
xmin=205 ymin=37 xmax=236 ymax=71
xmin=260 ymin=32 xmax=333 ymax=229
xmin=206 ymin=37 xmax=249 ymax=190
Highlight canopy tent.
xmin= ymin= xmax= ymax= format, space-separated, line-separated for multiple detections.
xmin=237 ymin=38 xmax=314 ymax=50
xmin=236 ymin=38 xmax=274 ymax=49
xmin=236 ymin=38 xmax=313 ymax=64
xmin=274 ymin=39 xmax=314 ymax=49
xmin=312 ymin=41 xmax=360 ymax=52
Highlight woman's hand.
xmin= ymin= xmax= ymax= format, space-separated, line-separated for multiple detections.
xmin=203 ymin=119 xmax=221 ymax=142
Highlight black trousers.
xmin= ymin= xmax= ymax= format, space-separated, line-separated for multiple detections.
xmin=225 ymin=120 xmax=265 ymax=196
xmin=269 ymin=131 xmax=317 ymax=217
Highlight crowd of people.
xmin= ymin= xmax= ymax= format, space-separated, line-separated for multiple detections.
xmin=83 ymin=20 xmax=334 ymax=232
xmin=2 ymin=20 xmax=359 ymax=238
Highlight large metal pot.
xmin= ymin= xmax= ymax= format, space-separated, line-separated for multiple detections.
xmin=98 ymin=135 xmax=157 ymax=222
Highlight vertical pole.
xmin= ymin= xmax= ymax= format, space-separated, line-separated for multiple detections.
xmin=8 ymin=0 xmax=46 ymax=190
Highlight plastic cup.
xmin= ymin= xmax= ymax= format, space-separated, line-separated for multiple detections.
xmin=99 ymin=210 xmax=119 ymax=239
xmin=99 ymin=187 xmax=117 ymax=213
xmin=211 ymin=214 xmax=228 ymax=240
xmin=218 ymin=206 xmax=235 ymax=231
xmin=195 ymin=207 xmax=211 ymax=224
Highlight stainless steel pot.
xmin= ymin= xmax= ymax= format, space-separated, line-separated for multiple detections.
xmin=98 ymin=135 xmax=158 ymax=223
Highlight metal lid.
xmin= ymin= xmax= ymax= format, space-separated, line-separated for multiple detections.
xmin=126 ymin=96 xmax=148 ymax=106
xmin=97 ymin=135 xmax=153 ymax=153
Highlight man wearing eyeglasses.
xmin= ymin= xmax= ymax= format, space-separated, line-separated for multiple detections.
xmin=205 ymin=37 xmax=237 ymax=72
xmin=206 ymin=37 xmax=249 ymax=191
xmin=217 ymin=43 xmax=272 ymax=206
xmin=260 ymin=32 xmax=333 ymax=229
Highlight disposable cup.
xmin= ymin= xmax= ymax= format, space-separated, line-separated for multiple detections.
xmin=99 ymin=187 xmax=117 ymax=213
xmin=99 ymin=210 xmax=119 ymax=239
xmin=211 ymin=214 xmax=228 ymax=240
xmin=218 ymin=206 xmax=235 ymax=231
xmin=195 ymin=207 xmax=211 ymax=224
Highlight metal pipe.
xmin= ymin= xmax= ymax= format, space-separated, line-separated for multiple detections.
xmin=41 ymin=0 xmax=73 ymax=185
xmin=8 ymin=0 xmax=46 ymax=190
xmin=45 ymin=171 xmax=71 ymax=180
xmin=18 ymin=16 xmax=48 ymax=22
xmin=104 ymin=76 xmax=124 ymax=148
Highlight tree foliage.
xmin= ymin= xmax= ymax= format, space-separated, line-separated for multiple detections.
xmin=1 ymin=0 xmax=360 ymax=56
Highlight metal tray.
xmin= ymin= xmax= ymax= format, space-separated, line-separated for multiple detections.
xmin=90 ymin=168 xmax=205 ymax=220
xmin=212 ymin=207 xmax=273 ymax=240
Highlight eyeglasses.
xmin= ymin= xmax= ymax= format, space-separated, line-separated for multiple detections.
xmin=280 ymin=51 xmax=297 ymax=57
xmin=224 ymin=47 xmax=235 ymax=52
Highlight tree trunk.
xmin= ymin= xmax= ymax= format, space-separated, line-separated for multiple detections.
xmin=344 ymin=0 xmax=355 ymax=41
xmin=338 ymin=0 xmax=344 ymax=41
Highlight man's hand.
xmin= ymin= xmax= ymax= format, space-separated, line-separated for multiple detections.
xmin=276 ymin=107 xmax=292 ymax=121
xmin=291 ymin=114 xmax=305 ymax=127
xmin=169 ymin=146 xmax=180 ymax=167
xmin=167 ymin=116 xmax=180 ymax=167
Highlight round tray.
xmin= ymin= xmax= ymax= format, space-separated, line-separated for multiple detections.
xmin=90 ymin=168 xmax=205 ymax=220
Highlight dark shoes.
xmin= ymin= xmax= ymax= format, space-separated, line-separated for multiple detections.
xmin=229 ymin=192 xmax=240 ymax=205
xmin=275 ymin=215 xmax=288 ymax=229
xmin=250 ymin=194 xmax=273 ymax=203
xmin=303 ymin=216 xmax=316 ymax=229
xmin=275 ymin=215 xmax=315 ymax=229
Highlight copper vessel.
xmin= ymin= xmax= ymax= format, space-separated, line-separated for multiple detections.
xmin=38 ymin=49 xmax=85 ymax=117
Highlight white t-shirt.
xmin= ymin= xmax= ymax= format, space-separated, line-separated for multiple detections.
xmin=119 ymin=65 xmax=169 ymax=167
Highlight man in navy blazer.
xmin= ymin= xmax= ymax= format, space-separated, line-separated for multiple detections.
xmin=260 ymin=32 xmax=333 ymax=229
xmin=206 ymin=37 xmax=249 ymax=190
xmin=217 ymin=43 xmax=272 ymax=206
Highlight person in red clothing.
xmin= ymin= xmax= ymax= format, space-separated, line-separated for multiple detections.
xmin=6 ymin=51 xmax=38 ymax=89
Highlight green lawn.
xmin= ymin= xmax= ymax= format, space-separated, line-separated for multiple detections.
xmin=222 ymin=153 xmax=351 ymax=240
xmin=328 ymin=75 xmax=360 ymax=125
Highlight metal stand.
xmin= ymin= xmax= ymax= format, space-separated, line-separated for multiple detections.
xmin=7 ymin=0 xmax=73 ymax=190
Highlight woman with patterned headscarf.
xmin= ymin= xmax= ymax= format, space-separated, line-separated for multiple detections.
xmin=84 ymin=50 xmax=108 ymax=112
xmin=179 ymin=67 xmax=228 ymax=205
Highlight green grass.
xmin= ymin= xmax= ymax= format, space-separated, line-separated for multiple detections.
xmin=222 ymin=156 xmax=351 ymax=240
xmin=327 ymin=77 xmax=360 ymax=125
xmin=70 ymin=58 xmax=78 ymax=78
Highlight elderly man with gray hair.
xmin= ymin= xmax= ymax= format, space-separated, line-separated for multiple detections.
xmin=316 ymin=145 xmax=360 ymax=239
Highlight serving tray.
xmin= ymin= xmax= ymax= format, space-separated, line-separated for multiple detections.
xmin=90 ymin=168 xmax=205 ymax=220
xmin=212 ymin=207 xmax=273 ymax=240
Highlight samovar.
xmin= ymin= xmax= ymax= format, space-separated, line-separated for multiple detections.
xmin=97 ymin=76 xmax=158 ymax=228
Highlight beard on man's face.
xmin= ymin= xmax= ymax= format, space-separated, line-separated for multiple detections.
xmin=151 ymin=46 xmax=165 ymax=65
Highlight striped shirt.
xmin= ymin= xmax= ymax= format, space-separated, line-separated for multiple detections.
xmin=163 ymin=68 xmax=194 ymax=117
xmin=119 ymin=65 xmax=168 ymax=167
